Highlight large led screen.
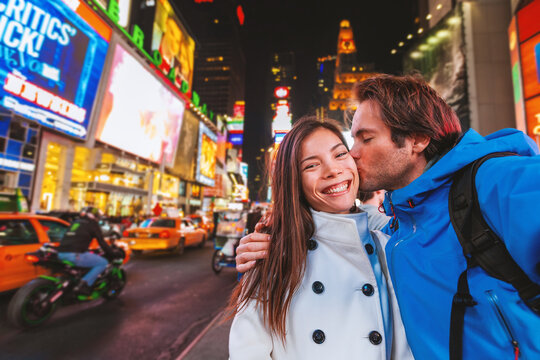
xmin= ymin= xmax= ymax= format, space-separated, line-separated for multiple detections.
xmin=152 ymin=0 xmax=195 ymax=91
xmin=173 ymin=110 xmax=199 ymax=181
xmin=95 ymin=42 xmax=185 ymax=165
xmin=0 ymin=0 xmax=111 ymax=139
xmin=195 ymin=123 xmax=217 ymax=187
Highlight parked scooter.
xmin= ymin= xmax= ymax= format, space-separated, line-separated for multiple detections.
xmin=7 ymin=242 xmax=126 ymax=329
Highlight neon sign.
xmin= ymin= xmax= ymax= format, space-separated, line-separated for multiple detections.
xmin=274 ymin=86 xmax=289 ymax=98
xmin=0 ymin=0 xmax=109 ymax=139
xmin=272 ymin=99 xmax=292 ymax=133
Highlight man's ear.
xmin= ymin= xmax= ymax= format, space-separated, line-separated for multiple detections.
xmin=411 ymin=133 xmax=430 ymax=154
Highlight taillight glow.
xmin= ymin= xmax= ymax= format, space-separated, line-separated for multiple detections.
xmin=159 ymin=231 xmax=170 ymax=239
xmin=25 ymin=254 xmax=40 ymax=263
xmin=123 ymin=230 xmax=129 ymax=237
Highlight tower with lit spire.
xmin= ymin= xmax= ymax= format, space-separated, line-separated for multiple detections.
xmin=327 ymin=20 xmax=377 ymax=128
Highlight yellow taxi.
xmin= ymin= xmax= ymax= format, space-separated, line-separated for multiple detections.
xmin=188 ymin=214 xmax=215 ymax=238
xmin=0 ymin=214 xmax=71 ymax=293
xmin=124 ymin=217 xmax=207 ymax=255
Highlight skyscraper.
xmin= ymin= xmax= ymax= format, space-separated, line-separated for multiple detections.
xmin=327 ymin=20 xmax=377 ymax=129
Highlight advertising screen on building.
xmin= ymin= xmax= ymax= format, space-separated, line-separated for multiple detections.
xmin=95 ymin=42 xmax=185 ymax=165
xmin=152 ymin=0 xmax=195 ymax=91
xmin=0 ymin=0 xmax=111 ymax=139
xmin=228 ymin=132 xmax=243 ymax=146
xmin=173 ymin=110 xmax=199 ymax=181
xmin=512 ymin=0 xmax=540 ymax=141
xmin=196 ymin=123 xmax=217 ymax=187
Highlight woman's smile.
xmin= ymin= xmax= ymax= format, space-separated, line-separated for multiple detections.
xmin=321 ymin=180 xmax=351 ymax=195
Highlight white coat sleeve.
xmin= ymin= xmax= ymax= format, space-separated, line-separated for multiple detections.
xmin=229 ymin=300 xmax=274 ymax=360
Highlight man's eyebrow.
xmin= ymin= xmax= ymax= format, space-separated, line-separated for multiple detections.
xmin=353 ymin=128 xmax=374 ymax=137
xmin=300 ymin=143 xmax=345 ymax=164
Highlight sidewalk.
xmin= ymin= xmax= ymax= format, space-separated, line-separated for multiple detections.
xmin=178 ymin=311 xmax=232 ymax=360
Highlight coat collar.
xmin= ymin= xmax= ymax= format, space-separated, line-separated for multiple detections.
xmin=310 ymin=209 xmax=369 ymax=246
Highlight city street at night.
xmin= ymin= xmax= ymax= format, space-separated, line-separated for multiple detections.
xmin=0 ymin=243 xmax=237 ymax=359
xmin=0 ymin=0 xmax=538 ymax=358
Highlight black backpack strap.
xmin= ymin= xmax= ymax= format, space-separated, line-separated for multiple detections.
xmin=448 ymin=152 xmax=540 ymax=360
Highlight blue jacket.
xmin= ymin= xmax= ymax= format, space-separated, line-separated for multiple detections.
xmin=383 ymin=129 xmax=540 ymax=359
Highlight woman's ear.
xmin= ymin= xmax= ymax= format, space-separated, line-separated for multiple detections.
xmin=411 ymin=133 xmax=430 ymax=154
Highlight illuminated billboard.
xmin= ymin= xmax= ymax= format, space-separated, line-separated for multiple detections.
xmin=173 ymin=109 xmax=199 ymax=180
xmin=196 ymin=123 xmax=217 ymax=187
xmin=0 ymin=0 xmax=111 ymax=139
xmin=511 ymin=0 xmax=540 ymax=141
xmin=228 ymin=132 xmax=243 ymax=146
xmin=152 ymin=0 xmax=196 ymax=91
xmin=95 ymin=41 xmax=185 ymax=165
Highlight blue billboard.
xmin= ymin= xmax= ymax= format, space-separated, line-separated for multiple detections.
xmin=0 ymin=0 xmax=111 ymax=139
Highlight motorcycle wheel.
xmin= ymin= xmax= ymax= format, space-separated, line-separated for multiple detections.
xmin=103 ymin=269 xmax=127 ymax=300
xmin=7 ymin=278 xmax=58 ymax=329
xmin=212 ymin=249 xmax=224 ymax=274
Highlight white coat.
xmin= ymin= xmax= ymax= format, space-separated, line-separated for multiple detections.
xmin=229 ymin=210 xmax=413 ymax=360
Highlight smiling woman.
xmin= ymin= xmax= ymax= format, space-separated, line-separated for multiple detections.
xmin=227 ymin=116 xmax=413 ymax=359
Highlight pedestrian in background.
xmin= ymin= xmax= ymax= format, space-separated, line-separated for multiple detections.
xmin=357 ymin=190 xmax=389 ymax=230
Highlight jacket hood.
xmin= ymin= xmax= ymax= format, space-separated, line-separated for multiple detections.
xmin=384 ymin=128 xmax=539 ymax=212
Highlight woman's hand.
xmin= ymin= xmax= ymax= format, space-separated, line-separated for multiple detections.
xmin=235 ymin=232 xmax=270 ymax=273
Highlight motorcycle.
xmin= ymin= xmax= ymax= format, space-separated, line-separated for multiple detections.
xmin=7 ymin=242 xmax=127 ymax=329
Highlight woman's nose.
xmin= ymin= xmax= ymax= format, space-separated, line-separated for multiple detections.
xmin=324 ymin=167 xmax=343 ymax=178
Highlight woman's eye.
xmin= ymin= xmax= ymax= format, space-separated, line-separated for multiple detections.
xmin=336 ymin=152 xmax=348 ymax=158
xmin=304 ymin=163 xmax=317 ymax=170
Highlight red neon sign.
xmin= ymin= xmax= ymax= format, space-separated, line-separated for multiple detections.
xmin=237 ymin=5 xmax=245 ymax=26
xmin=274 ymin=86 xmax=289 ymax=98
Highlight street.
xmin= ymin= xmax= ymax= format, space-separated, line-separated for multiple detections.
xmin=0 ymin=242 xmax=237 ymax=360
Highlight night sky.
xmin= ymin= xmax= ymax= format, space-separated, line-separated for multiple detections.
xmin=240 ymin=0 xmax=418 ymax=116
xmin=176 ymin=0 xmax=418 ymax=199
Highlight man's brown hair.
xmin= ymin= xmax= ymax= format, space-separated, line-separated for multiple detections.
xmin=352 ymin=74 xmax=462 ymax=161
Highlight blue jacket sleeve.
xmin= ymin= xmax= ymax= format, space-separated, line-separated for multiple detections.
xmin=475 ymin=155 xmax=540 ymax=284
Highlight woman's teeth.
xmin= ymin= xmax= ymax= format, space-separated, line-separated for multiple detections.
xmin=323 ymin=182 xmax=349 ymax=194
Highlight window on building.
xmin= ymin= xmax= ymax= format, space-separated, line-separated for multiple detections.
xmin=9 ymin=122 xmax=26 ymax=141
xmin=22 ymin=144 xmax=35 ymax=159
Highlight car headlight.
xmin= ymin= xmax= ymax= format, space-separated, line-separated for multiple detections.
xmin=130 ymin=240 xmax=136 ymax=245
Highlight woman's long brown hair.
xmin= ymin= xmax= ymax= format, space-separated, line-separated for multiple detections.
xmin=227 ymin=116 xmax=349 ymax=343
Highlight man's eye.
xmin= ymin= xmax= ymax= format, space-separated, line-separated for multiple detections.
xmin=363 ymin=138 xmax=373 ymax=143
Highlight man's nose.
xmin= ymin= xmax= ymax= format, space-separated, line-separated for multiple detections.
xmin=349 ymin=144 xmax=360 ymax=158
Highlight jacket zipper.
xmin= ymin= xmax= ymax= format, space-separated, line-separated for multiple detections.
xmin=485 ymin=290 xmax=521 ymax=359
